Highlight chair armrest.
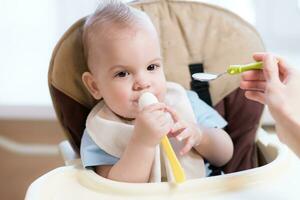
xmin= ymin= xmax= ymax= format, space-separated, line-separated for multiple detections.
xmin=58 ymin=140 xmax=80 ymax=166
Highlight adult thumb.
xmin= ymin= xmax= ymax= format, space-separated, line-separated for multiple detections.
xmin=263 ymin=54 xmax=281 ymax=84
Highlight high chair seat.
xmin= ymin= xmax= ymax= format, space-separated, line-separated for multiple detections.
xmin=25 ymin=129 xmax=300 ymax=199
xmin=49 ymin=0 xmax=264 ymax=174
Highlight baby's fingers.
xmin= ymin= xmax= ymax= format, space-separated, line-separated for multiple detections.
xmin=141 ymin=103 xmax=166 ymax=113
xmin=165 ymin=106 xmax=180 ymax=122
xmin=169 ymin=121 xmax=187 ymax=137
xmin=180 ymin=137 xmax=194 ymax=155
xmin=175 ymin=128 xmax=190 ymax=141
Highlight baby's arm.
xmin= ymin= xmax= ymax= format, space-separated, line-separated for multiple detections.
xmin=167 ymin=106 xmax=233 ymax=167
xmin=96 ymin=136 xmax=156 ymax=182
xmin=193 ymin=127 xmax=233 ymax=167
xmin=96 ymin=103 xmax=172 ymax=183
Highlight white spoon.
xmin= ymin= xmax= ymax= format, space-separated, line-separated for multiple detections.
xmin=192 ymin=61 xmax=263 ymax=82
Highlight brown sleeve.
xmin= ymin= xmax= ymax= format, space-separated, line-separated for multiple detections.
xmin=214 ymin=88 xmax=264 ymax=173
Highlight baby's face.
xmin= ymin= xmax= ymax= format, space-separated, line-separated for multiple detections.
xmin=89 ymin=25 xmax=166 ymax=119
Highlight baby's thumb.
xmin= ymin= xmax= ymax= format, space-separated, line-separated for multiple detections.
xmin=263 ymin=54 xmax=281 ymax=84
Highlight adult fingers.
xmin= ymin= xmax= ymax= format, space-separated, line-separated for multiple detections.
xmin=253 ymin=52 xmax=267 ymax=61
xmin=277 ymin=57 xmax=291 ymax=83
xmin=240 ymin=80 xmax=266 ymax=91
xmin=244 ymin=91 xmax=266 ymax=104
xmin=253 ymin=52 xmax=288 ymax=83
xmin=253 ymin=52 xmax=287 ymax=67
xmin=241 ymin=70 xmax=265 ymax=81
xmin=263 ymin=53 xmax=281 ymax=84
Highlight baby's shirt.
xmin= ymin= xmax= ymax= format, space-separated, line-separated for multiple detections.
xmin=80 ymin=90 xmax=227 ymax=176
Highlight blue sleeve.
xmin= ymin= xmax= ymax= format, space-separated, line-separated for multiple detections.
xmin=186 ymin=90 xmax=227 ymax=128
xmin=80 ymin=129 xmax=119 ymax=168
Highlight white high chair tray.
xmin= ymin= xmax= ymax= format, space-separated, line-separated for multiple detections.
xmin=25 ymin=129 xmax=300 ymax=200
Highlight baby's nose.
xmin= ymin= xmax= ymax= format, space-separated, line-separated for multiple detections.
xmin=133 ymin=79 xmax=151 ymax=91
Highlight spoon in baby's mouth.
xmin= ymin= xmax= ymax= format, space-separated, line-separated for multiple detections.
xmin=192 ymin=61 xmax=263 ymax=82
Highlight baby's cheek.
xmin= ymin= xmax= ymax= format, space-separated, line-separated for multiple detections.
xmin=115 ymin=90 xmax=132 ymax=106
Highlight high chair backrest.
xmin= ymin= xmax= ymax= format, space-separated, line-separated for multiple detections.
xmin=48 ymin=0 xmax=264 ymax=173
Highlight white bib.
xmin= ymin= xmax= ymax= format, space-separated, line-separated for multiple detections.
xmin=86 ymin=82 xmax=205 ymax=182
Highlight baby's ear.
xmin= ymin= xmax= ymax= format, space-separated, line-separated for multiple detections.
xmin=82 ymin=72 xmax=102 ymax=100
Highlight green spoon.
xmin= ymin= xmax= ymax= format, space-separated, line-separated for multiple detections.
xmin=192 ymin=61 xmax=263 ymax=82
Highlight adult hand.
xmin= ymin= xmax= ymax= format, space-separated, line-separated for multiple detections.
xmin=240 ymin=52 xmax=300 ymax=156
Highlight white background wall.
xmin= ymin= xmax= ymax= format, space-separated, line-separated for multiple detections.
xmin=0 ymin=0 xmax=100 ymax=107
xmin=0 ymin=0 xmax=299 ymax=120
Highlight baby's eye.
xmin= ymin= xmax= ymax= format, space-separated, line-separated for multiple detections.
xmin=115 ymin=71 xmax=129 ymax=78
xmin=147 ymin=64 xmax=159 ymax=71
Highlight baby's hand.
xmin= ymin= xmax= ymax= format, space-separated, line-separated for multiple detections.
xmin=133 ymin=103 xmax=173 ymax=147
xmin=166 ymin=107 xmax=203 ymax=155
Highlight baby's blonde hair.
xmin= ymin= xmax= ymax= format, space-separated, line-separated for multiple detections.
xmin=82 ymin=0 xmax=150 ymax=70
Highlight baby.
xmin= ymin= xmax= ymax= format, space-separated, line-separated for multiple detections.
xmin=80 ymin=0 xmax=233 ymax=183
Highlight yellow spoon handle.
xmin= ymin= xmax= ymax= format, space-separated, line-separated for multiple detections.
xmin=161 ymin=136 xmax=186 ymax=183
xmin=138 ymin=92 xmax=186 ymax=183
xmin=227 ymin=61 xmax=263 ymax=74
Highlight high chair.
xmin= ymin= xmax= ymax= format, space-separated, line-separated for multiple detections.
xmin=25 ymin=0 xmax=300 ymax=199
